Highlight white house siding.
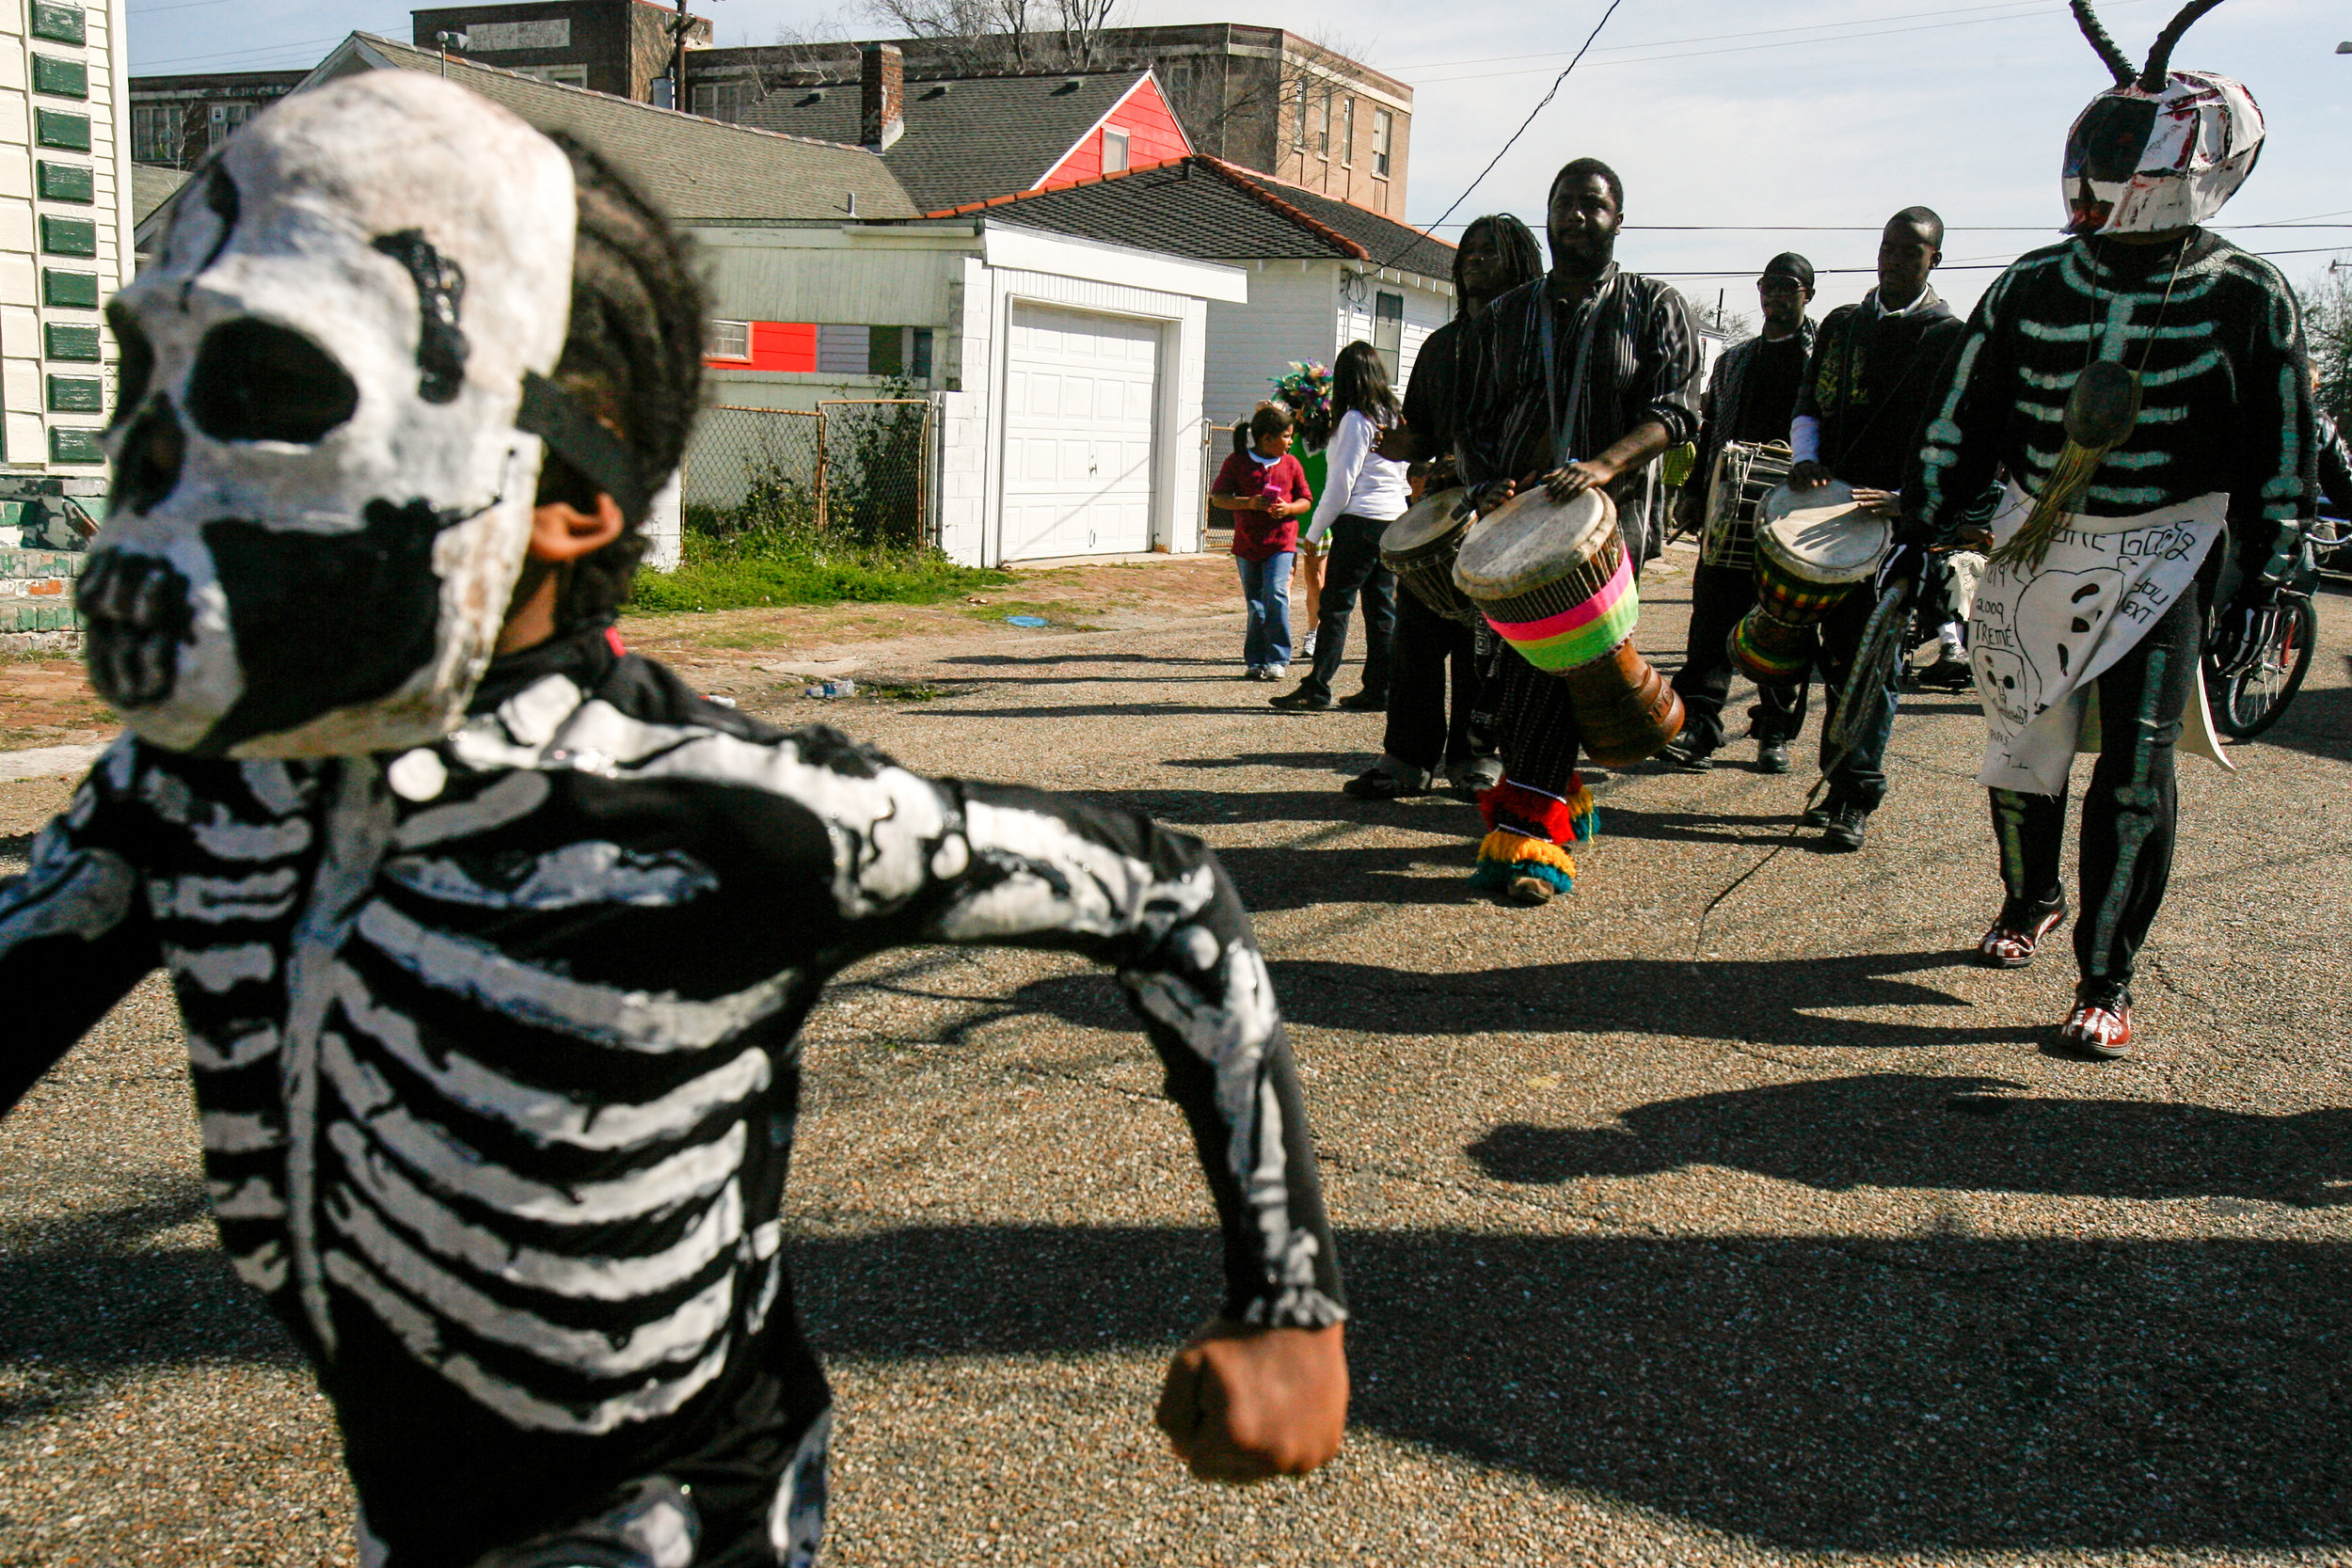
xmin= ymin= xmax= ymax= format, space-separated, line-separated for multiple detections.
xmin=1208 ymin=259 xmax=1452 ymax=438
xmin=1204 ymin=260 xmax=1332 ymax=430
xmin=0 ymin=0 xmax=129 ymax=488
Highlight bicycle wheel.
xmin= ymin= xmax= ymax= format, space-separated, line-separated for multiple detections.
xmin=2214 ymin=595 xmax=2316 ymax=740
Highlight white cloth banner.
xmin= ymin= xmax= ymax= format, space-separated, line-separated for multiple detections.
xmin=1968 ymin=483 xmax=2230 ymax=794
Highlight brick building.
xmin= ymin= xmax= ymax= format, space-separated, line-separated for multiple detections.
xmin=126 ymin=69 xmax=301 ymax=170
xmin=409 ymin=0 xmax=709 ymax=102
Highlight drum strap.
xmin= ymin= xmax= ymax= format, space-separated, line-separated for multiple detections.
xmin=1537 ymin=272 xmax=1630 ymax=471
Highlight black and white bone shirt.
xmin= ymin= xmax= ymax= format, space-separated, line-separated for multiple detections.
xmin=0 ymin=627 xmax=1345 ymax=1564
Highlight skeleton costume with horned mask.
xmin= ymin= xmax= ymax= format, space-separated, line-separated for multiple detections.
xmin=1899 ymin=0 xmax=2315 ymax=1057
xmin=0 ymin=72 xmax=1346 ymax=1565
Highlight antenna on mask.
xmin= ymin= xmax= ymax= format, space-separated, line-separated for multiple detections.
xmin=2069 ymin=0 xmax=2135 ymax=87
xmin=2139 ymin=0 xmax=2230 ymax=90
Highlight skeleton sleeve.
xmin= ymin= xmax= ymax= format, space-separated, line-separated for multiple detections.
xmin=0 ymin=742 xmax=159 ymax=1113
xmin=884 ymin=776 xmax=1346 ymax=1329
xmin=1902 ymin=277 xmax=2016 ymax=543
xmin=2227 ymin=261 xmax=2316 ymax=590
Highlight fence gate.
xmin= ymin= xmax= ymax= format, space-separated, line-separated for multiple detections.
xmin=679 ymin=400 xmax=934 ymax=549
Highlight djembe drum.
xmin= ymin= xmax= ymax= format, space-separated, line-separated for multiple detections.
xmin=1452 ymin=484 xmax=1684 ymax=766
xmin=1727 ymin=479 xmax=1892 ymax=684
xmin=1379 ymin=489 xmax=1481 ymax=625
xmin=1700 ymin=439 xmax=1793 ymax=570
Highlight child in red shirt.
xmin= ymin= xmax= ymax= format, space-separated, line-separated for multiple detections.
xmin=1210 ymin=403 xmax=1315 ymax=679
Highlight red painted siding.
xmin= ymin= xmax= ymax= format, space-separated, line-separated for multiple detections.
xmin=1039 ymin=76 xmax=1190 ymax=188
xmin=707 ymin=321 xmax=817 ymax=373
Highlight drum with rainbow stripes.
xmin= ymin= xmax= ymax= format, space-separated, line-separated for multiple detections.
xmin=1452 ymin=484 xmax=1684 ymax=766
xmin=1729 ymin=480 xmax=1891 ymax=684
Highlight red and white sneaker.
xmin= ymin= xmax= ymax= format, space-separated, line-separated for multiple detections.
xmin=2058 ymin=999 xmax=2133 ymax=1059
xmin=1976 ymin=899 xmax=2067 ymax=969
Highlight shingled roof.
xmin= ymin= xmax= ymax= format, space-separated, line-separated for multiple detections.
xmin=925 ymin=156 xmax=1454 ymax=281
xmin=733 ymin=69 xmax=1156 ymax=214
xmin=302 ymin=34 xmax=918 ymax=222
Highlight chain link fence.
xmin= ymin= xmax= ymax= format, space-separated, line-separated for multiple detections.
xmin=680 ymin=400 xmax=934 ymax=550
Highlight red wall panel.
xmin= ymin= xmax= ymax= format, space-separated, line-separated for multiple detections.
xmin=707 ymin=321 xmax=817 ymax=373
xmin=1039 ymin=77 xmax=1190 ymax=189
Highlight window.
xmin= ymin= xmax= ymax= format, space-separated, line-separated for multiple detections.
xmin=514 ymin=64 xmax=589 ymax=88
xmin=206 ymin=102 xmax=260 ymax=150
xmin=1316 ymin=92 xmax=1329 ymax=158
xmin=1102 ymin=126 xmax=1129 ymax=174
xmin=1341 ymin=97 xmax=1355 ymax=166
xmin=697 ymin=78 xmax=755 ymax=120
xmin=132 ymin=103 xmax=184 ymax=166
xmin=911 ymin=327 xmax=933 ymax=381
xmin=1373 ymin=291 xmax=1404 ymax=381
xmin=1373 ymin=109 xmax=1392 ymax=178
xmin=1291 ymin=79 xmax=1306 ymax=149
xmin=706 ymin=320 xmax=752 ymax=360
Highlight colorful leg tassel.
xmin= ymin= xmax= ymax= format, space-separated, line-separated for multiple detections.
xmin=1470 ymin=830 xmax=1578 ymax=895
xmin=1476 ymin=777 xmax=1600 ymax=846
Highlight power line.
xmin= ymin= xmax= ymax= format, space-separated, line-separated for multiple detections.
xmin=1404 ymin=0 xmax=2167 ymax=85
xmin=1383 ymin=0 xmax=2158 ymax=75
xmin=1646 ymin=243 xmax=2352 ymax=278
xmin=1381 ymin=0 xmax=1627 ymax=271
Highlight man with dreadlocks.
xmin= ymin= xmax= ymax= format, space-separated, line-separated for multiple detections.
xmin=1345 ymin=212 xmax=1544 ymax=800
xmin=1453 ymin=157 xmax=1704 ymax=903
xmin=1902 ymin=0 xmax=2314 ymax=1057
xmin=1 ymin=74 xmax=1346 ymax=1564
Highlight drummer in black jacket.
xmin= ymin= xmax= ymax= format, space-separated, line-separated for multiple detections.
xmin=1783 ymin=206 xmax=1968 ymax=850
xmin=1453 ymin=157 xmax=1704 ymax=904
xmin=1347 ymin=214 xmax=1544 ymax=801
xmin=1660 ymin=252 xmax=1819 ymax=775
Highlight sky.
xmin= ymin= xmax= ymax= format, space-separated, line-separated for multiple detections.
xmin=128 ymin=0 xmax=2352 ymax=321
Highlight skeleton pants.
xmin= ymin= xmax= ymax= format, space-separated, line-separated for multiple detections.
xmin=1986 ymin=592 xmax=2201 ymax=1006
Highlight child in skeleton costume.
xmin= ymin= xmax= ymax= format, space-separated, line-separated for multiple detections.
xmin=1902 ymin=0 xmax=2313 ymax=1056
xmin=0 ymin=74 xmax=1348 ymax=1566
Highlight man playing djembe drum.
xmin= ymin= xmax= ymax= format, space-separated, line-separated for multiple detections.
xmin=1783 ymin=206 xmax=1968 ymax=851
xmin=1661 ymin=251 xmax=1819 ymax=776
xmin=1454 ymin=158 xmax=1704 ymax=903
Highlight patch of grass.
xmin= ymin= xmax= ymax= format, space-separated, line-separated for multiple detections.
xmin=626 ymin=518 xmax=1011 ymax=616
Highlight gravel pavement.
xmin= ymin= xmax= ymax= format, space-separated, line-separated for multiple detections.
xmin=4 ymin=544 xmax=2348 ymax=1566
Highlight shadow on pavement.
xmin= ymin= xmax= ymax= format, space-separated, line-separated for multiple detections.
xmin=982 ymin=951 xmax=2032 ymax=1052
xmin=787 ymin=1222 xmax=2352 ymax=1552
xmin=12 ymin=1212 xmax=2347 ymax=1549
xmin=2230 ymin=654 xmax=2352 ymax=764
xmin=1470 ymin=1073 xmax=2352 ymax=1207
xmin=939 ymin=652 xmax=1234 ymax=669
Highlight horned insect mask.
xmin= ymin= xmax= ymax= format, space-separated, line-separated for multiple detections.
xmin=80 ymin=71 xmax=616 ymax=758
xmin=2062 ymin=0 xmax=2262 ymax=238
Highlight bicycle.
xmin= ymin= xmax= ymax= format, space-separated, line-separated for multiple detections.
xmin=2206 ymin=515 xmax=2337 ymax=741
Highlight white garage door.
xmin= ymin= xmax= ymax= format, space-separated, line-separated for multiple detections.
xmin=999 ymin=303 xmax=1159 ymax=560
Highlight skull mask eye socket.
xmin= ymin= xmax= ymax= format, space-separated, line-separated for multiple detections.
xmin=2066 ymin=97 xmax=2160 ymax=183
xmin=186 ymin=318 xmax=359 ymax=444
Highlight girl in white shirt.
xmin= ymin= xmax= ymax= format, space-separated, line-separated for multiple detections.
xmin=1271 ymin=341 xmax=1412 ymax=711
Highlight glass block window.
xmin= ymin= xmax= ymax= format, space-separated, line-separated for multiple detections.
xmin=47 ymin=374 xmax=102 ymax=413
xmin=31 ymin=55 xmax=87 ymax=99
xmin=44 ymin=322 xmax=100 ymax=360
xmin=40 ymin=214 xmax=96 ymax=257
xmin=37 ymin=161 xmax=92 ymax=203
xmin=50 ymin=426 xmax=104 ymax=465
xmin=30 ymin=2 xmax=86 ymax=45
xmin=35 ymin=109 xmax=90 ymax=151
xmin=42 ymin=269 xmax=98 ymax=308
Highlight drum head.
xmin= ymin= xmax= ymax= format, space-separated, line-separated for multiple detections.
xmin=1381 ymin=490 xmax=1474 ymax=556
xmin=1758 ymin=481 xmax=1890 ymax=583
xmin=1453 ymin=485 xmax=1616 ymax=597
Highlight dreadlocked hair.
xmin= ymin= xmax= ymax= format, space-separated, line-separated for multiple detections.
xmin=1455 ymin=214 xmax=1544 ymax=319
xmin=532 ymin=134 xmax=707 ymax=629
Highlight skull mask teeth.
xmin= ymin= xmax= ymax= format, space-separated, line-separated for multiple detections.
xmin=83 ymin=71 xmax=578 ymax=758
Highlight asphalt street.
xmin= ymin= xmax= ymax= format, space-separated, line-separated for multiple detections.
xmin=3 ymin=546 xmax=2348 ymax=1566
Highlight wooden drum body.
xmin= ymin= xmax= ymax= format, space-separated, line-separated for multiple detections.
xmin=1379 ymin=491 xmax=1480 ymax=625
xmin=1728 ymin=480 xmax=1892 ymax=685
xmin=1700 ymin=440 xmax=1793 ymax=570
xmin=1452 ymin=486 xmax=1685 ymax=766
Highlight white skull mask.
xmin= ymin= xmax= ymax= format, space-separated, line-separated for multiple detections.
xmin=2062 ymin=70 xmax=2263 ymax=238
xmin=82 ymin=71 xmax=579 ymax=757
